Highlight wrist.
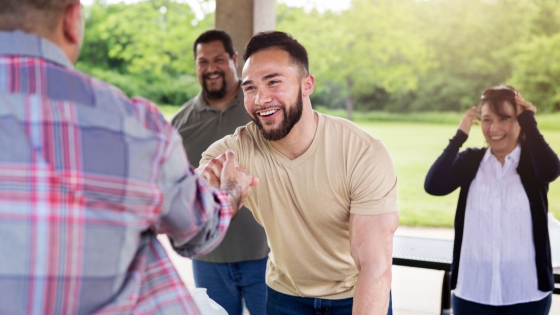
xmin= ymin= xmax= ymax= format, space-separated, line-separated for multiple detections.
xmin=222 ymin=181 xmax=241 ymax=211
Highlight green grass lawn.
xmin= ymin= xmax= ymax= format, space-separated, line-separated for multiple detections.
xmin=160 ymin=105 xmax=181 ymax=120
xmin=360 ymin=121 xmax=560 ymax=227
xmin=159 ymin=105 xmax=560 ymax=227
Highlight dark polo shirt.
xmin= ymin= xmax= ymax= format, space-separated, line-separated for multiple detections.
xmin=172 ymin=87 xmax=269 ymax=263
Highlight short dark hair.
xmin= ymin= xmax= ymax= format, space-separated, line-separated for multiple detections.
xmin=243 ymin=31 xmax=309 ymax=76
xmin=0 ymin=0 xmax=78 ymax=31
xmin=193 ymin=30 xmax=235 ymax=59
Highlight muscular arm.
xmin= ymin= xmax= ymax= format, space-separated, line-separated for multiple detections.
xmin=350 ymin=212 xmax=399 ymax=315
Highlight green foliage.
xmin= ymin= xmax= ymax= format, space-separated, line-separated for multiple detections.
xmin=408 ymin=0 xmax=535 ymax=112
xmin=76 ymin=0 xmax=560 ymax=113
xmin=77 ymin=0 xmax=212 ymax=104
xmin=277 ymin=0 xmax=560 ymax=113
xmin=278 ymin=0 xmax=435 ymax=118
xmin=510 ymin=34 xmax=560 ymax=112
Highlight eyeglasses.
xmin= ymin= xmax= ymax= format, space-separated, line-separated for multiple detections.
xmin=481 ymin=85 xmax=518 ymax=100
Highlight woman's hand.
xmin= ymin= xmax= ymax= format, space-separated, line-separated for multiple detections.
xmin=458 ymin=106 xmax=480 ymax=135
xmin=515 ymin=93 xmax=537 ymax=115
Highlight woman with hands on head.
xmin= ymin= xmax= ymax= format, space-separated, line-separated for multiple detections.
xmin=425 ymin=85 xmax=560 ymax=315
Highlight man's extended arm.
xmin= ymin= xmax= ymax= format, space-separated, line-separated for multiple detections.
xmin=151 ymin=103 xmax=255 ymax=257
xmin=350 ymin=212 xmax=399 ymax=315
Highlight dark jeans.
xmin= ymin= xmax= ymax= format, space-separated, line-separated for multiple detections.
xmin=192 ymin=257 xmax=267 ymax=315
xmin=452 ymin=293 xmax=552 ymax=315
xmin=266 ymin=286 xmax=393 ymax=315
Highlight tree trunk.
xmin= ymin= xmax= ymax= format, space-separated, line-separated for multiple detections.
xmin=345 ymin=78 xmax=354 ymax=121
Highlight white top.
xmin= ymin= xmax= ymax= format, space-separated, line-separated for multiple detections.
xmin=454 ymin=145 xmax=551 ymax=305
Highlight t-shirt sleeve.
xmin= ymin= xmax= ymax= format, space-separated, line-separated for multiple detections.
xmin=199 ymin=133 xmax=242 ymax=169
xmin=349 ymin=139 xmax=398 ymax=215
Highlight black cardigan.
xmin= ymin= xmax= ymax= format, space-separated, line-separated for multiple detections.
xmin=424 ymin=110 xmax=560 ymax=292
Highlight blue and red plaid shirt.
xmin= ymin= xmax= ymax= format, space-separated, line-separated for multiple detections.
xmin=0 ymin=30 xmax=233 ymax=315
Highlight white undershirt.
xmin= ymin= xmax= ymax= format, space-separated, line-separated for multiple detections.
xmin=454 ymin=145 xmax=551 ymax=305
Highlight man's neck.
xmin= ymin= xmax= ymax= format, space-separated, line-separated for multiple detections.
xmin=205 ymin=81 xmax=240 ymax=111
xmin=270 ymin=108 xmax=318 ymax=161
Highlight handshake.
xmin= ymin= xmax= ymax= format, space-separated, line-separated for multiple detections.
xmin=198 ymin=150 xmax=259 ymax=215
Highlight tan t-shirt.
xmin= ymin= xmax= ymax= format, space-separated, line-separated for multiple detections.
xmin=200 ymin=112 xmax=398 ymax=299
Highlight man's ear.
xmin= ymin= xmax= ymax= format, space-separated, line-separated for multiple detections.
xmin=302 ymin=74 xmax=315 ymax=97
xmin=62 ymin=2 xmax=82 ymax=45
xmin=232 ymin=52 xmax=239 ymax=68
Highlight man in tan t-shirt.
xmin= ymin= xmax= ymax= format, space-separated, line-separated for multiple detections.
xmin=199 ymin=31 xmax=399 ymax=315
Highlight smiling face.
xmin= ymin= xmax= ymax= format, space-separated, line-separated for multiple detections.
xmin=241 ymin=48 xmax=305 ymax=141
xmin=195 ymin=40 xmax=238 ymax=100
xmin=480 ymin=101 xmax=521 ymax=157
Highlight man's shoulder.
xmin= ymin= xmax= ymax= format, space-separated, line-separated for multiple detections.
xmin=170 ymin=94 xmax=202 ymax=126
xmin=213 ymin=122 xmax=263 ymax=152
xmin=74 ymin=70 xmax=171 ymax=135
xmin=320 ymin=113 xmax=379 ymax=144
xmin=231 ymin=122 xmax=259 ymax=142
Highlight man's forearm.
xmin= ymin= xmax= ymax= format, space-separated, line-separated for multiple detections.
xmin=349 ymin=212 xmax=398 ymax=315
xmin=167 ymin=185 xmax=233 ymax=258
xmin=353 ymin=266 xmax=392 ymax=314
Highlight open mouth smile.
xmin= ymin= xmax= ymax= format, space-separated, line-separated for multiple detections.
xmin=258 ymin=109 xmax=279 ymax=117
xmin=490 ymin=135 xmax=505 ymax=141
xmin=206 ymin=74 xmax=221 ymax=80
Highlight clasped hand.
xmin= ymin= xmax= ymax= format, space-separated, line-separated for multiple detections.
xmin=200 ymin=150 xmax=259 ymax=214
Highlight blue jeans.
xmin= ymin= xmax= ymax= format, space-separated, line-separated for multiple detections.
xmin=192 ymin=257 xmax=267 ymax=315
xmin=266 ymin=286 xmax=393 ymax=315
xmin=452 ymin=293 xmax=552 ymax=315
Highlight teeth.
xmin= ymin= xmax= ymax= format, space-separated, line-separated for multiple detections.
xmin=259 ymin=109 xmax=277 ymax=117
xmin=490 ymin=135 xmax=505 ymax=140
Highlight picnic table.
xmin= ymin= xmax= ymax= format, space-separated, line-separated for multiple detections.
xmin=392 ymin=235 xmax=560 ymax=315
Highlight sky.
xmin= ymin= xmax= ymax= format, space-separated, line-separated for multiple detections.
xmin=81 ymin=0 xmax=351 ymax=20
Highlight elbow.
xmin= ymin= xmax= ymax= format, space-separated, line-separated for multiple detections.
xmin=424 ymin=177 xmax=447 ymax=196
xmin=536 ymin=160 xmax=560 ymax=183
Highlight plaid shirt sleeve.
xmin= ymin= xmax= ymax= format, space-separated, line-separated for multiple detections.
xmin=0 ymin=30 xmax=236 ymax=314
xmin=133 ymin=97 xmax=234 ymax=257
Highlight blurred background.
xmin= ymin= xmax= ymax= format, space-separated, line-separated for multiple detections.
xmin=77 ymin=0 xmax=560 ymax=227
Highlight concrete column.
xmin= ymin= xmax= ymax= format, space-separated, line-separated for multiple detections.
xmin=215 ymin=0 xmax=275 ymax=74
xmin=253 ymin=0 xmax=275 ymax=33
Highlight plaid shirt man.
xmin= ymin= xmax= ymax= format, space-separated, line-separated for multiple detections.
xmin=0 ymin=30 xmax=233 ymax=315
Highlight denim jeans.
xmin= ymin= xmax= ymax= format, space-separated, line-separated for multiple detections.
xmin=192 ymin=257 xmax=267 ymax=315
xmin=266 ymin=286 xmax=393 ymax=315
xmin=452 ymin=293 xmax=552 ymax=315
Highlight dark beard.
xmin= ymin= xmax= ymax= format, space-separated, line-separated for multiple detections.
xmin=202 ymin=71 xmax=227 ymax=100
xmin=251 ymin=87 xmax=303 ymax=141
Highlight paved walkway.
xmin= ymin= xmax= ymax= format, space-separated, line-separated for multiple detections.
xmin=159 ymin=226 xmax=559 ymax=315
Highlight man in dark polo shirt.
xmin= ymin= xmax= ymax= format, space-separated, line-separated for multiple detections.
xmin=172 ymin=30 xmax=269 ymax=315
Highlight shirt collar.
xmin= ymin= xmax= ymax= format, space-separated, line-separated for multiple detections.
xmin=0 ymin=30 xmax=74 ymax=69
xmin=482 ymin=144 xmax=522 ymax=165
xmin=194 ymin=82 xmax=244 ymax=112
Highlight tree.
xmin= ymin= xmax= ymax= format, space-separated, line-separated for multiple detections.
xmin=278 ymin=0 xmax=434 ymax=120
xmin=510 ymin=33 xmax=560 ymax=112
xmin=77 ymin=0 xmax=213 ymax=104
